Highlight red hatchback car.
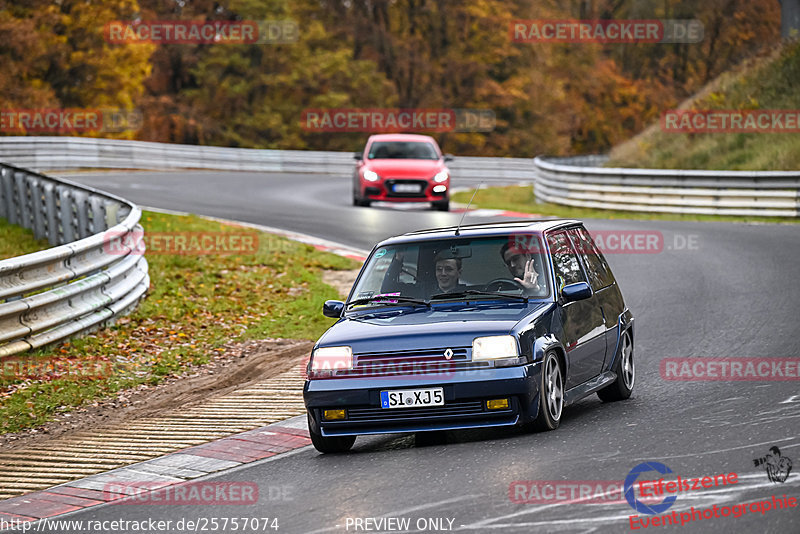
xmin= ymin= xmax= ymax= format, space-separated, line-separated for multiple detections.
xmin=352 ymin=134 xmax=454 ymax=211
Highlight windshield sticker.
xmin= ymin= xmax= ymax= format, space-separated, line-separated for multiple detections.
xmin=374 ymin=248 xmax=387 ymax=258
xmin=372 ymin=292 xmax=400 ymax=303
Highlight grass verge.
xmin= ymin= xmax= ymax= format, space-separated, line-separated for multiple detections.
xmin=0 ymin=210 xmax=359 ymax=433
xmin=0 ymin=218 xmax=51 ymax=260
xmin=452 ymin=185 xmax=799 ymax=224
xmin=607 ymin=42 xmax=800 ymax=170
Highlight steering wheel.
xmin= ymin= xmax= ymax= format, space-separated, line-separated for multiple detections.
xmin=483 ymin=278 xmax=525 ymax=292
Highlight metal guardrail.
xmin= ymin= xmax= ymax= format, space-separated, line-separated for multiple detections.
xmin=1 ymin=137 xmax=797 ymax=217
xmin=534 ymin=156 xmax=800 ymax=217
xmin=0 ymin=136 xmax=537 ymax=180
xmin=0 ymin=162 xmax=149 ymax=357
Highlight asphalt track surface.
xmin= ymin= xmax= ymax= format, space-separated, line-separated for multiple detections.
xmin=42 ymin=170 xmax=799 ymax=534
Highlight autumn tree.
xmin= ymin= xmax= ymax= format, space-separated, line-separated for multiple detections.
xmin=0 ymin=0 xmax=154 ymax=137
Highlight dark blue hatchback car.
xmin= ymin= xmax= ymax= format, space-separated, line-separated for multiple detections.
xmin=303 ymin=220 xmax=635 ymax=453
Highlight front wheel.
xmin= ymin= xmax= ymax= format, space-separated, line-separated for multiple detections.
xmin=432 ymin=200 xmax=449 ymax=211
xmin=597 ymin=329 xmax=634 ymax=402
xmin=531 ymin=351 xmax=563 ymax=431
xmin=353 ymin=196 xmax=370 ymax=207
xmin=307 ymin=413 xmax=356 ymax=453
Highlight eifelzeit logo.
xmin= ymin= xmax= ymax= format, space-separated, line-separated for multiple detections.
xmin=754 ymin=446 xmax=793 ymax=483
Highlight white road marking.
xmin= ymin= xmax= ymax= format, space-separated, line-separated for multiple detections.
xmin=628 ymin=436 xmax=797 ymax=461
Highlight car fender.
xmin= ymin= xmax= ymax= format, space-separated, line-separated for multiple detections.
xmin=605 ymin=308 xmax=634 ymax=372
xmin=532 ymin=333 xmax=567 ymax=374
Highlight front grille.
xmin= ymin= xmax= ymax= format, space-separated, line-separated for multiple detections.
xmin=347 ymin=400 xmax=486 ymax=421
xmin=356 ymin=347 xmax=469 ymax=366
xmin=384 ymin=179 xmax=429 ymax=198
xmin=330 ymin=361 xmax=490 ymax=378
xmin=329 ymin=347 xmax=484 ymax=377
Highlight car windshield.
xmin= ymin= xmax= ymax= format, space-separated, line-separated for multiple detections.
xmin=367 ymin=141 xmax=439 ymax=160
xmin=348 ymin=235 xmax=551 ymax=308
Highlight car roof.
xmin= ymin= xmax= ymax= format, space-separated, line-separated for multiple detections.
xmin=367 ymin=134 xmax=438 ymax=143
xmin=375 ymin=219 xmax=582 ymax=247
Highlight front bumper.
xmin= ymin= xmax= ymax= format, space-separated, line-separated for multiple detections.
xmin=362 ymin=180 xmax=448 ymax=202
xmin=304 ymin=363 xmax=542 ymax=436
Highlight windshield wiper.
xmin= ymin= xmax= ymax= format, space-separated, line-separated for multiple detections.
xmin=429 ymin=290 xmax=528 ymax=303
xmin=347 ymin=295 xmax=431 ymax=309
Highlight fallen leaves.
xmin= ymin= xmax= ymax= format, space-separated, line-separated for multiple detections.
xmin=0 ymin=210 xmax=358 ymax=434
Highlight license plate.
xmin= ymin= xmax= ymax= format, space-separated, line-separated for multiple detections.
xmin=393 ymin=184 xmax=421 ymax=193
xmin=381 ymin=388 xmax=444 ymax=409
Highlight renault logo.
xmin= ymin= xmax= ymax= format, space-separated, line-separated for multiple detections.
xmin=444 ymin=348 xmax=453 ymax=360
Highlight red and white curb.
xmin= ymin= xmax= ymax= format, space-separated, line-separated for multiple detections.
xmin=0 ymin=416 xmax=311 ymax=525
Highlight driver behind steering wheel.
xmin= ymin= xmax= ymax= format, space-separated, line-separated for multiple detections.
xmin=500 ymin=242 xmax=545 ymax=296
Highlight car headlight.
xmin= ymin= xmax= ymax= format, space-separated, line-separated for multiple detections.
xmin=433 ymin=170 xmax=449 ymax=182
xmin=363 ymin=170 xmax=380 ymax=182
xmin=310 ymin=346 xmax=353 ymax=372
xmin=472 ymin=335 xmax=519 ymax=361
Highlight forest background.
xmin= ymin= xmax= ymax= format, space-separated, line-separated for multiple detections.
xmin=0 ymin=0 xmax=782 ymax=157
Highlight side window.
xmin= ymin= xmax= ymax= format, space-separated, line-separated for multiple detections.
xmin=546 ymin=232 xmax=586 ymax=292
xmin=359 ymin=246 xmax=419 ymax=297
xmin=569 ymin=227 xmax=614 ymax=290
xmin=396 ymin=247 xmax=419 ymax=284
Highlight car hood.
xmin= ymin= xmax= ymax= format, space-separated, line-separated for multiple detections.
xmin=364 ymin=159 xmax=445 ymax=178
xmin=317 ymin=302 xmax=550 ymax=354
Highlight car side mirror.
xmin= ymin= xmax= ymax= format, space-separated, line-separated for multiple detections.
xmin=443 ymin=154 xmax=454 ymax=162
xmin=354 ymin=152 xmax=363 ymax=161
xmin=322 ymin=300 xmax=345 ymax=318
xmin=561 ymin=282 xmax=592 ymax=303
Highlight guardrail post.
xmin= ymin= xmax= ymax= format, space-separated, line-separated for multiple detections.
xmin=73 ymin=190 xmax=90 ymax=239
xmin=9 ymin=170 xmax=24 ymax=226
xmin=58 ymin=185 xmax=76 ymax=244
xmin=0 ymin=167 xmax=9 ymax=221
xmin=30 ymin=177 xmax=46 ymax=241
xmin=89 ymin=196 xmax=107 ymax=233
xmin=42 ymin=181 xmax=58 ymax=245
